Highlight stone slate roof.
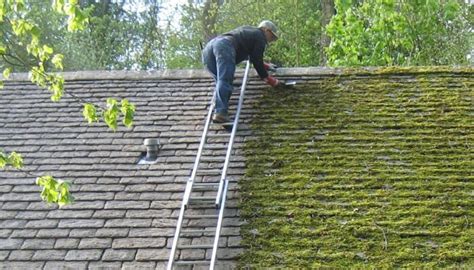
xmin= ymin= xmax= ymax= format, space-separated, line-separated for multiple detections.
xmin=0 ymin=69 xmax=262 ymax=269
xmin=1 ymin=67 xmax=472 ymax=269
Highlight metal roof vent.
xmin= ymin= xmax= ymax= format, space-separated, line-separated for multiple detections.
xmin=138 ymin=138 xmax=160 ymax=164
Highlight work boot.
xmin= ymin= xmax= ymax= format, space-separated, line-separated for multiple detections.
xmin=213 ymin=112 xmax=230 ymax=123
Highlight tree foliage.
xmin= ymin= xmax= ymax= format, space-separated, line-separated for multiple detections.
xmin=1 ymin=0 xmax=87 ymax=89
xmin=326 ymin=0 xmax=472 ymax=66
xmin=61 ymin=0 xmax=168 ymax=70
xmin=4 ymin=1 xmax=470 ymax=71
xmin=1 ymin=0 xmax=170 ymax=71
xmin=165 ymin=0 xmax=471 ymax=68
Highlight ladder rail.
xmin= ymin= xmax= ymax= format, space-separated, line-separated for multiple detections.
xmin=210 ymin=179 xmax=229 ymax=270
xmin=167 ymin=93 xmax=216 ymax=270
xmin=186 ymin=92 xmax=217 ymax=206
xmin=166 ymin=201 xmax=186 ymax=270
xmin=215 ymin=60 xmax=251 ymax=206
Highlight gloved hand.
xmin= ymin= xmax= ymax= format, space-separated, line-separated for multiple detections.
xmin=263 ymin=62 xmax=278 ymax=72
xmin=264 ymin=76 xmax=280 ymax=87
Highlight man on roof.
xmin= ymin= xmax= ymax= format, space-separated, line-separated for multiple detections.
xmin=202 ymin=20 xmax=280 ymax=123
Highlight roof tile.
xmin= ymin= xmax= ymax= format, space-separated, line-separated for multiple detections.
xmin=0 ymin=262 xmax=45 ymax=268
xmin=0 ymin=239 xmax=24 ymax=249
xmin=135 ymin=248 xmax=168 ymax=261
xmin=58 ymin=219 xmax=104 ymax=228
xmin=65 ymin=249 xmax=103 ymax=261
xmin=32 ymin=250 xmax=68 ymax=261
xmin=104 ymin=201 xmax=150 ymax=209
xmin=21 ymin=239 xmax=55 ymax=249
xmin=95 ymin=228 xmax=129 ymax=238
xmin=36 ymin=229 xmax=70 ymax=238
xmin=7 ymin=250 xmax=35 ymax=260
xmin=47 ymin=210 xmax=94 ymax=219
xmin=102 ymin=248 xmax=136 ymax=261
xmin=78 ymin=238 xmax=112 ymax=249
xmin=0 ymin=251 xmax=9 ymax=260
xmin=54 ymin=238 xmax=80 ymax=249
xmin=122 ymin=261 xmax=158 ymax=269
xmin=112 ymin=238 xmax=166 ymax=249
xmin=104 ymin=218 xmax=152 ymax=228
xmin=24 ymin=219 xmax=58 ymax=229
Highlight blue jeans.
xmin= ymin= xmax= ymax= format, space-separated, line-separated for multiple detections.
xmin=202 ymin=37 xmax=236 ymax=115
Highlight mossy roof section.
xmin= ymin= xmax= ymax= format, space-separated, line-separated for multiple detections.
xmin=240 ymin=66 xmax=473 ymax=268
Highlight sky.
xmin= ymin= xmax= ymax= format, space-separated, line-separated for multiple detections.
xmin=122 ymin=0 xmax=188 ymax=28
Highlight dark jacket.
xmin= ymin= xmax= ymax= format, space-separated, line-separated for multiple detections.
xmin=222 ymin=26 xmax=268 ymax=79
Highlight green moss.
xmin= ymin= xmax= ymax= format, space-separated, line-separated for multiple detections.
xmin=336 ymin=66 xmax=474 ymax=76
xmin=239 ymin=68 xmax=473 ymax=268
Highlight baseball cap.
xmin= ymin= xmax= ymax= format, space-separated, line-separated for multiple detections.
xmin=258 ymin=20 xmax=278 ymax=39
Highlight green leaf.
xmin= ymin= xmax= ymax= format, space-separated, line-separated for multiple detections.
xmin=52 ymin=54 xmax=64 ymax=70
xmin=0 ymin=150 xmax=23 ymax=169
xmin=52 ymin=0 xmax=65 ymax=13
xmin=27 ymin=36 xmax=40 ymax=57
xmin=36 ymin=175 xmax=74 ymax=206
xmin=8 ymin=152 xmax=23 ymax=169
xmin=121 ymin=99 xmax=135 ymax=128
xmin=30 ymin=67 xmax=46 ymax=88
xmin=66 ymin=4 xmax=88 ymax=32
xmin=335 ymin=0 xmax=353 ymax=13
xmin=83 ymin=103 xmax=98 ymax=124
xmin=49 ymin=75 xmax=64 ymax=102
xmin=444 ymin=0 xmax=460 ymax=20
xmin=13 ymin=0 xmax=26 ymax=12
xmin=103 ymin=98 xmax=119 ymax=131
xmin=30 ymin=25 xmax=41 ymax=42
xmin=0 ymin=3 xmax=5 ymax=22
xmin=0 ymin=151 xmax=6 ymax=168
xmin=57 ymin=181 xmax=74 ymax=206
xmin=11 ymin=19 xmax=33 ymax=36
xmin=43 ymin=45 xmax=53 ymax=55
xmin=3 ymin=68 xmax=11 ymax=79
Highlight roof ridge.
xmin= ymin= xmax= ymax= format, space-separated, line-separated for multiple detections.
xmin=3 ymin=66 xmax=473 ymax=82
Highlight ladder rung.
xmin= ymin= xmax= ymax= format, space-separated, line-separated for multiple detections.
xmin=196 ymin=169 xmax=222 ymax=175
xmin=174 ymin=260 xmax=210 ymax=265
xmin=177 ymin=244 xmax=213 ymax=249
xmin=189 ymin=196 xmax=216 ymax=201
xmin=192 ymin=186 xmax=219 ymax=192
xmin=203 ymin=144 xmax=227 ymax=150
xmin=185 ymin=204 xmax=217 ymax=209
xmin=200 ymin=156 xmax=224 ymax=162
xmin=192 ymin=183 xmax=219 ymax=191
xmin=184 ymin=214 xmax=218 ymax=219
xmin=207 ymin=133 xmax=231 ymax=138
xmin=188 ymin=197 xmax=217 ymax=206
xmin=194 ymin=182 xmax=219 ymax=187
xmin=212 ymin=120 xmax=233 ymax=125
xmin=181 ymin=228 xmax=216 ymax=234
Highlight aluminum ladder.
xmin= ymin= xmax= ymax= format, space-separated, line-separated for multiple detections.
xmin=167 ymin=60 xmax=251 ymax=270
